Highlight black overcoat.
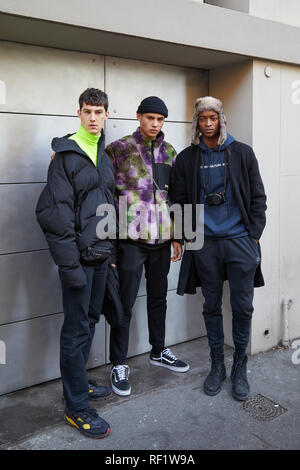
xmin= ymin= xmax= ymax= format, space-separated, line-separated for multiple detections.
xmin=171 ymin=141 xmax=267 ymax=295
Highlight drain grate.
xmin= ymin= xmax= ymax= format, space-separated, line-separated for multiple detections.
xmin=242 ymin=394 xmax=287 ymax=421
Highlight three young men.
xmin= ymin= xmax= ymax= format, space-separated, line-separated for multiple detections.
xmin=105 ymin=96 xmax=189 ymax=396
xmin=173 ymin=96 xmax=267 ymax=401
xmin=37 ymin=89 xmax=266 ymax=439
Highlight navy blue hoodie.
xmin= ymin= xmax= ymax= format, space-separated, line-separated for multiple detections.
xmin=199 ymin=134 xmax=248 ymax=239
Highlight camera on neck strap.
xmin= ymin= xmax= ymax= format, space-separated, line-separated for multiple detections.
xmin=200 ymin=148 xmax=228 ymax=207
xmin=205 ymin=191 xmax=226 ymax=206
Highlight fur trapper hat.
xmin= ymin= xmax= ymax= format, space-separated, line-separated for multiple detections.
xmin=191 ymin=96 xmax=227 ymax=146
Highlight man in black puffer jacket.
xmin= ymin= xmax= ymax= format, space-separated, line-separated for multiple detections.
xmin=36 ymin=88 xmax=116 ymax=439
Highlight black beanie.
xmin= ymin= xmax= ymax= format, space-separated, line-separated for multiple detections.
xmin=137 ymin=96 xmax=168 ymax=118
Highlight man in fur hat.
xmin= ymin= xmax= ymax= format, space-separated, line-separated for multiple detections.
xmin=172 ymin=96 xmax=267 ymax=401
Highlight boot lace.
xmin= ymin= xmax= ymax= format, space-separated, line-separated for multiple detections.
xmin=233 ymin=358 xmax=248 ymax=383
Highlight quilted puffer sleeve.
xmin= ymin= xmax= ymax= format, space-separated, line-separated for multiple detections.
xmin=36 ymin=154 xmax=87 ymax=289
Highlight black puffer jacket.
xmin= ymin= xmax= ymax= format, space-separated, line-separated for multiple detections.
xmin=36 ymin=132 xmax=116 ymax=289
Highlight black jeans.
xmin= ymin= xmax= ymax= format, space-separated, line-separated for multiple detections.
xmin=59 ymin=261 xmax=108 ymax=412
xmin=109 ymin=242 xmax=171 ymax=365
xmin=193 ymin=236 xmax=260 ymax=357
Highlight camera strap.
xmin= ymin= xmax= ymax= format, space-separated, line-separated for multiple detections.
xmin=200 ymin=148 xmax=228 ymax=196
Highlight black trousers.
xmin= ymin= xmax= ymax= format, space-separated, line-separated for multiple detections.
xmin=59 ymin=261 xmax=108 ymax=412
xmin=193 ymin=236 xmax=260 ymax=357
xmin=109 ymin=242 xmax=171 ymax=365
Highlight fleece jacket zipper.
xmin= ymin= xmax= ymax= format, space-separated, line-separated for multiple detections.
xmin=151 ymin=141 xmax=160 ymax=244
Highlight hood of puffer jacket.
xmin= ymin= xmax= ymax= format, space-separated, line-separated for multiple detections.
xmin=52 ymin=131 xmax=106 ymax=158
xmin=191 ymin=96 xmax=227 ymax=146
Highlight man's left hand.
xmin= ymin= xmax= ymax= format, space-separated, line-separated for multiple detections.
xmin=171 ymin=241 xmax=182 ymax=262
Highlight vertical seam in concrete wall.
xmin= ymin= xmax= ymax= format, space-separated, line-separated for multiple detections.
xmin=250 ymin=59 xmax=254 ymax=141
xmin=278 ymin=65 xmax=282 ymax=344
xmin=104 ymin=54 xmax=107 ymax=95
xmin=249 ymin=59 xmax=254 ymax=354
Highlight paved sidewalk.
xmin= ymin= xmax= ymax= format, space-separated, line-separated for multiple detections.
xmin=1 ymin=337 xmax=300 ymax=450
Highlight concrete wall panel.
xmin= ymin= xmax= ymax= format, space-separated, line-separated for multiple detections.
xmin=0 ymin=251 xmax=61 ymax=326
xmin=0 ymin=114 xmax=79 ymax=184
xmin=105 ymin=56 xmax=208 ymax=123
xmin=249 ymin=0 xmax=300 ymax=28
xmin=280 ymin=65 xmax=300 ymax=176
xmin=0 ymin=183 xmax=48 ymax=254
xmin=0 ymin=314 xmax=64 ymax=395
xmin=0 ymin=41 xmax=104 ymax=115
xmin=164 ymin=290 xmax=206 ymax=348
xmin=279 ymin=64 xmax=300 ymax=342
xmin=251 ymin=60 xmax=281 ymax=353
xmin=279 ymin=176 xmax=300 ymax=341
xmin=0 ymin=314 xmax=106 ymax=395
xmin=209 ymin=60 xmax=253 ymax=145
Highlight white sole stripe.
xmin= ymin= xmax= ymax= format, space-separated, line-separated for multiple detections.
xmin=151 ymin=356 xmax=176 ymax=365
xmin=149 ymin=359 xmax=190 ymax=373
xmin=111 ymin=383 xmax=131 ymax=396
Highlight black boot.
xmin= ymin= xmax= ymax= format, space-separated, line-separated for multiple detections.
xmin=231 ymin=353 xmax=250 ymax=401
xmin=204 ymin=353 xmax=226 ymax=396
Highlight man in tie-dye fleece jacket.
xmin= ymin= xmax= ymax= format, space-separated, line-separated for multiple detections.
xmin=105 ymin=96 xmax=190 ymax=396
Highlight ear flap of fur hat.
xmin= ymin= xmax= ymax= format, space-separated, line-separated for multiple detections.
xmin=191 ymin=96 xmax=227 ymax=146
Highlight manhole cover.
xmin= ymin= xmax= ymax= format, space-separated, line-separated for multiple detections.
xmin=242 ymin=394 xmax=287 ymax=421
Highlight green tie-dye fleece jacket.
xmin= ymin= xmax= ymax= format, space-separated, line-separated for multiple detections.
xmin=105 ymin=127 xmax=177 ymax=245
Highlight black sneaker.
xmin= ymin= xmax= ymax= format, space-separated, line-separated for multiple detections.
xmin=88 ymin=379 xmax=112 ymax=401
xmin=149 ymin=348 xmax=190 ymax=372
xmin=110 ymin=365 xmax=131 ymax=396
xmin=64 ymin=407 xmax=110 ymax=439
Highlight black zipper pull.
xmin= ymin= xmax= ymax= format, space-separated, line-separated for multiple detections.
xmin=151 ymin=141 xmax=156 ymax=195
xmin=151 ymin=140 xmax=160 ymax=244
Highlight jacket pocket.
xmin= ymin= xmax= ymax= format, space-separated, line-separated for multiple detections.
xmin=248 ymin=236 xmax=260 ymax=260
xmin=155 ymin=163 xmax=172 ymax=191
